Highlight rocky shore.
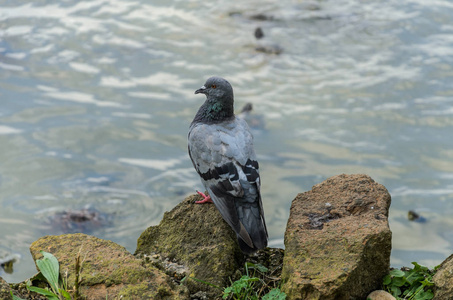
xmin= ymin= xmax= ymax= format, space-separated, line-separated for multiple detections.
xmin=1 ymin=174 xmax=452 ymax=299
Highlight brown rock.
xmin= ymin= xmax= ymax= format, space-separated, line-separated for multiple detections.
xmin=281 ymin=174 xmax=392 ymax=299
xmin=30 ymin=233 xmax=188 ymax=300
xmin=433 ymin=254 xmax=453 ymax=299
xmin=0 ymin=276 xmax=12 ymax=300
xmin=135 ymin=194 xmax=244 ymax=298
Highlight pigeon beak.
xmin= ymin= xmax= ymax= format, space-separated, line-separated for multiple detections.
xmin=195 ymin=85 xmax=206 ymax=94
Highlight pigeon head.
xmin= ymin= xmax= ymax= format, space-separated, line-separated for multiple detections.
xmin=195 ymin=76 xmax=233 ymax=101
xmin=192 ymin=76 xmax=235 ymax=124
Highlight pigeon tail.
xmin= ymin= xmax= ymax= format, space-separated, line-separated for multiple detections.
xmin=237 ymin=220 xmax=268 ymax=254
xmin=236 ymin=202 xmax=268 ymax=254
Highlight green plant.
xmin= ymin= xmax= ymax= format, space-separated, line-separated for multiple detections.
xmin=10 ymin=291 xmax=24 ymax=300
xmin=27 ymin=251 xmax=71 ymax=300
xmin=182 ymin=262 xmax=286 ymax=299
xmin=222 ymin=262 xmax=286 ymax=300
xmin=262 ymin=288 xmax=287 ymax=300
xmin=383 ymin=262 xmax=436 ymax=300
xmin=223 ymin=274 xmax=260 ymax=299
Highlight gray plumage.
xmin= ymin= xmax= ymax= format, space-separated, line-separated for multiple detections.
xmin=188 ymin=76 xmax=268 ymax=254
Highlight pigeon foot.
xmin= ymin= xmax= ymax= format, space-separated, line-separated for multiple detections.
xmin=195 ymin=191 xmax=213 ymax=204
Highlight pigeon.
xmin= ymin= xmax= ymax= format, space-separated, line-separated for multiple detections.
xmin=188 ymin=76 xmax=268 ymax=254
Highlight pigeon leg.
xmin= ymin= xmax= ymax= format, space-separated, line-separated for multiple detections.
xmin=195 ymin=191 xmax=213 ymax=204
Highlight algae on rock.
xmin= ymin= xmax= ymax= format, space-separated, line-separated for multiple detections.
xmin=30 ymin=233 xmax=188 ymax=300
xmin=135 ymin=194 xmax=245 ymax=297
xmin=0 ymin=276 xmax=12 ymax=300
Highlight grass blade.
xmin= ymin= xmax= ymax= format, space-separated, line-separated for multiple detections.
xmin=10 ymin=291 xmax=26 ymax=300
xmin=27 ymin=285 xmax=59 ymax=299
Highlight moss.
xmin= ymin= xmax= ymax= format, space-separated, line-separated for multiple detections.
xmin=135 ymin=195 xmax=244 ymax=297
xmin=29 ymin=233 xmax=188 ymax=299
xmin=117 ymin=282 xmax=150 ymax=298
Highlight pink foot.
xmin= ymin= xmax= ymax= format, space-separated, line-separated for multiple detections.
xmin=195 ymin=191 xmax=213 ymax=204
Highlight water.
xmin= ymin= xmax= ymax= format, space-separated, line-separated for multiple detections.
xmin=1 ymin=0 xmax=453 ymax=283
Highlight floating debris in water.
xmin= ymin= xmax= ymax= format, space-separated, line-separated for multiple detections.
xmin=254 ymin=27 xmax=264 ymax=40
xmin=407 ymin=210 xmax=427 ymax=223
xmin=47 ymin=207 xmax=109 ymax=234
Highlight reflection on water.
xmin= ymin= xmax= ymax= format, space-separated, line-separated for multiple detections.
xmin=1 ymin=0 xmax=453 ymax=282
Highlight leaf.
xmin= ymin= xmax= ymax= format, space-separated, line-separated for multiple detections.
xmin=403 ymin=284 xmax=419 ymax=297
xmin=223 ymin=286 xmax=233 ymax=299
xmin=421 ymin=278 xmax=434 ymax=286
xmin=383 ymin=274 xmax=391 ymax=285
xmin=36 ymin=251 xmax=60 ymax=292
xmin=415 ymin=289 xmax=434 ymax=300
xmin=424 ymin=289 xmax=434 ymax=299
xmin=389 ymin=269 xmax=405 ymax=277
xmin=390 ymin=285 xmax=401 ymax=297
xmin=412 ymin=262 xmax=429 ymax=272
xmin=392 ymin=276 xmax=407 ymax=287
xmin=59 ymin=288 xmax=72 ymax=299
xmin=27 ymin=285 xmax=59 ymax=299
xmin=406 ymin=274 xmax=424 ymax=285
xmin=245 ymin=262 xmax=269 ymax=273
xmin=262 ymin=288 xmax=287 ymax=300
xmin=245 ymin=277 xmax=260 ymax=283
xmin=10 ymin=291 xmax=26 ymax=300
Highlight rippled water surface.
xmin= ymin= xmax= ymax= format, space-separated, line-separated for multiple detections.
xmin=1 ymin=0 xmax=453 ymax=282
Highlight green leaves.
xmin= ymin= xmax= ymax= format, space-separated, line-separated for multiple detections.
xmin=36 ymin=251 xmax=60 ymax=293
xmin=262 ymin=288 xmax=287 ymax=300
xmin=223 ymin=275 xmax=261 ymax=300
xmin=222 ymin=263 xmax=286 ymax=300
xmin=10 ymin=291 xmax=26 ymax=300
xmin=245 ymin=262 xmax=269 ymax=273
xmin=26 ymin=251 xmax=71 ymax=300
xmin=27 ymin=286 xmax=60 ymax=300
xmin=383 ymin=262 xmax=437 ymax=300
xmin=182 ymin=262 xmax=286 ymax=300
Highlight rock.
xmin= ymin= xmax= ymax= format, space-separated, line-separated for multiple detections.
xmin=0 ymin=251 xmax=21 ymax=274
xmin=281 ymin=174 xmax=392 ymax=299
xmin=7 ymin=281 xmax=47 ymax=300
xmin=433 ymin=253 xmax=453 ymax=299
xmin=0 ymin=276 xmax=12 ymax=300
xmin=135 ymin=194 xmax=244 ymax=298
xmin=367 ymin=290 xmax=396 ymax=300
xmin=30 ymin=233 xmax=188 ymax=300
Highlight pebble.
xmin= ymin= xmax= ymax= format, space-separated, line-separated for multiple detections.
xmin=367 ymin=290 xmax=396 ymax=300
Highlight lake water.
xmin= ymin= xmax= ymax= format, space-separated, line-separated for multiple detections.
xmin=1 ymin=0 xmax=453 ymax=283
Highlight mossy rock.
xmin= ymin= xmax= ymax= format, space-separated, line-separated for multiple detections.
xmin=135 ymin=194 xmax=245 ymax=298
xmin=30 ymin=233 xmax=188 ymax=300
xmin=0 ymin=276 xmax=12 ymax=300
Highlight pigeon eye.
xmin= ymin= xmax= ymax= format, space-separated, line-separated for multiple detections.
xmin=211 ymin=84 xmax=217 ymax=89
